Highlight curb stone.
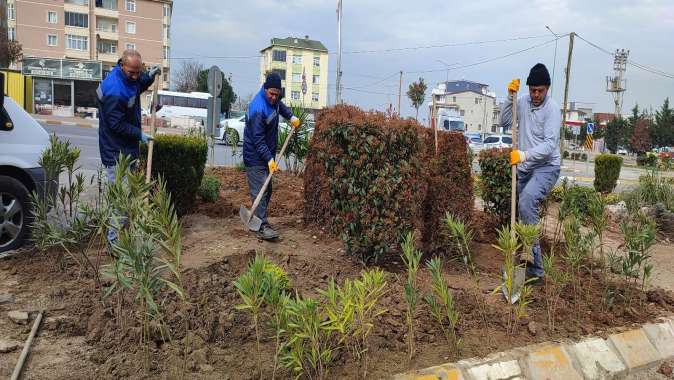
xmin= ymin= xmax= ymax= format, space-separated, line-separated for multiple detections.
xmin=392 ymin=315 xmax=674 ymax=380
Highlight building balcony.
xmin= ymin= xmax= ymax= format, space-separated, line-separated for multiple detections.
xmin=97 ymin=52 xmax=118 ymax=63
xmin=271 ymin=60 xmax=287 ymax=69
xmin=65 ymin=26 xmax=90 ymax=37
xmin=65 ymin=49 xmax=91 ymax=60
xmin=95 ymin=7 xmax=118 ymax=19
xmin=64 ymin=3 xmax=89 ymax=14
xmin=96 ymin=30 xmax=118 ymax=40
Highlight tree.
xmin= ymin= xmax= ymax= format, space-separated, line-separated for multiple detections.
xmin=174 ymin=60 xmax=203 ymax=93
xmin=196 ymin=68 xmax=236 ymax=117
xmin=605 ymin=118 xmax=627 ymax=154
xmin=406 ymin=78 xmax=427 ymax=120
xmin=652 ymin=98 xmax=674 ymax=148
xmin=629 ymin=119 xmax=652 ymax=154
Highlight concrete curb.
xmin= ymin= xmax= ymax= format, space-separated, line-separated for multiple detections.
xmin=392 ymin=315 xmax=674 ymax=380
xmin=35 ymin=119 xmax=98 ymax=129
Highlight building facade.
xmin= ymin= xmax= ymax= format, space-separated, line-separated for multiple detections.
xmin=259 ymin=36 xmax=329 ymax=111
xmin=7 ymin=0 xmax=172 ymax=116
xmin=430 ymin=80 xmax=499 ymax=135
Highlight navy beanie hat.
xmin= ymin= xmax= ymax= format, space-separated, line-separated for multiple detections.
xmin=264 ymin=73 xmax=283 ymax=90
xmin=526 ymin=63 xmax=551 ymax=86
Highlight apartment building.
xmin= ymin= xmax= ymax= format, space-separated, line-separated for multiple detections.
xmin=430 ymin=80 xmax=499 ymax=135
xmin=260 ymin=36 xmax=329 ymax=112
xmin=7 ymin=0 xmax=172 ymax=116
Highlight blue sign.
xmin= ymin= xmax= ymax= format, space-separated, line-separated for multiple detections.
xmin=587 ymin=122 xmax=594 ymax=135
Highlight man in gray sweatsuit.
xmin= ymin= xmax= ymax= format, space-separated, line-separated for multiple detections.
xmin=500 ymin=63 xmax=561 ymax=284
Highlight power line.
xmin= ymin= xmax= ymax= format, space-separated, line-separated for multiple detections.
xmin=404 ymin=35 xmax=566 ymax=74
xmin=575 ymin=34 xmax=674 ymax=79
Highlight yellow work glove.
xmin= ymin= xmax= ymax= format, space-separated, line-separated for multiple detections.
xmin=510 ymin=149 xmax=526 ymax=165
xmin=507 ymin=78 xmax=520 ymax=94
xmin=268 ymin=159 xmax=278 ymax=174
xmin=290 ymin=116 xmax=301 ymax=129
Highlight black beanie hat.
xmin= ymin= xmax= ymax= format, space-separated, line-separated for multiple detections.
xmin=264 ymin=73 xmax=283 ymax=90
xmin=526 ymin=63 xmax=551 ymax=86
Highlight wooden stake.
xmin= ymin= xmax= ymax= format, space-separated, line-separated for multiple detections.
xmin=432 ymin=95 xmax=438 ymax=155
xmin=511 ymin=90 xmax=518 ymax=236
xmin=11 ymin=311 xmax=44 ymax=380
xmin=145 ymin=71 xmax=161 ymax=184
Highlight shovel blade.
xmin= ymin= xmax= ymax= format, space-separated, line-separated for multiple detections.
xmin=239 ymin=205 xmax=262 ymax=231
xmin=501 ymin=266 xmax=527 ymax=304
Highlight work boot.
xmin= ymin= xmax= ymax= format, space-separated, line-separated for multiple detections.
xmin=256 ymin=224 xmax=279 ymax=241
xmin=525 ymin=272 xmax=545 ymax=287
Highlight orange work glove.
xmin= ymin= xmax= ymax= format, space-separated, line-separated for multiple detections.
xmin=510 ymin=149 xmax=526 ymax=165
xmin=268 ymin=159 xmax=278 ymax=174
xmin=507 ymin=78 xmax=521 ymax=94
xmin=290 ymin=116 xmax=301 ymax=129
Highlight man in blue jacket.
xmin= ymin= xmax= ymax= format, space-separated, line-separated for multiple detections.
xmin=97 ymin=49 xmax=160 ymax=242
xmin=500 ymin=63 xmax=561 ymax=285
xmin=244 ymin=73 xmax=300 ymax=240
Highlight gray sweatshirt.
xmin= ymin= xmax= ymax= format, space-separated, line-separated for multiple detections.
xmin=500 ymin=94 xmax=561 ymax=172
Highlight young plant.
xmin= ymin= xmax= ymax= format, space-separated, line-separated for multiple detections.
xmin=443 ymin=212 xmax=475 ymax=271
xmin=101 ymin=159 xmax=184 ymax=371
xmin=262 ymin=264 xmax=291 ymax=380
xmin=618 ymin=214 xmax=656 ymax=308
xmin=491 ymin=226 xmax=520 ymax=332
xmin=541 ymin=251 xmax=570 ymax=330
xmin=281 ymin=294 xmax=335 ymax=380
xmin=233 ymin=254 xmax=270 ymax=378
xmin=424 ymin=258 xmax=460 ymax=355
xmin=400 ymin=232 xmax=422 ymax=361
xmin=562 ymin=216 xmax=595 ymax=307
xmin=515 ymin=223 xmax=541 ymax=271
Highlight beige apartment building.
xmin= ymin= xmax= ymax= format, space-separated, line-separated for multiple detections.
xmin=6 ymin=0 xmax=172 ymax=116
xmin=260 ymin=36 xmax=329 ymax=112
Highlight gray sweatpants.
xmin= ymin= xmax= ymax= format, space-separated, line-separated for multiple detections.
xmin=245 ymin=166 xmax=272 ymax=229
xmin=517 ymin=165 xmax=560 ymax=277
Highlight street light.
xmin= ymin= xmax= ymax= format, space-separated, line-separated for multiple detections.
xmin=545 ymin=25 xmax=559 ymax=98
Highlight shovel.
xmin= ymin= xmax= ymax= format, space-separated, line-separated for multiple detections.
xmin=501 ymin=87 xmax=527 ymax=304
xmin=240 ymin=125 xmax=296 ymax=231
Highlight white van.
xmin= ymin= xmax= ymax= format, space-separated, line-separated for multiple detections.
xmin=0 ymin=73 xmax=52 ymax=253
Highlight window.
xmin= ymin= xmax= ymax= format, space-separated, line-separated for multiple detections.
xmin=126 ymin=21 xmax=136 ymax=34
xmin=65 ymin=0 xmax=89 ymax=5
xmin=484 ymin=136 xmax=499 ymax=144
xmin=460 ymin=110 xmax=465 ymax=116
xmin=46 ymin=11 xmax=57 ymax=24
xmin=8 ymin=27 xmax=16 ymax=41
xmin=312 ymin=75 xmax=320 ymax=84
xmin=97 ymin=40 xmax=117 ymax=54
xmin=47 ymin=34 xmax=57 ymax=46
xmin=475 ymin=98 xmax=479 ymax=104
xmin=478 ymin=124 xmax=482 ymax=130
xmin=292 ymin=55 xmax=302 ymax=64
xmin=163 ymin=46 xmax=169 ymax=59
xmin=163 ymin=3 xmax=170 ymax=17
xmin=65 ymin=12 xmax=88 ymax=27
xmin=272 ymin=50 xmax=286 ymax=62
xmin=97 ymin=0 xmax=118 ymax=10
xmin=313 ymin=56 xmax=320 ymax=68
xmin=291 ymin=91 xmax=300 ymax=100
xmin=452 ymin=96 xmax=456 ymax=102
xmin=66 ymin=34 xmax=88 ymax=50
xmin=502 ymin=136 xmax=512 ymax=144
xmin=163 ymin=25 xmax=170 ymax=39
xmin=292 ymin=73 xmax=301 ymax=82
xmin=8 ymin=3 xmax=15 ymax=20
xmin=126 ymin=0 xmax=136 ymax=12
xmin=96 ymin=18 xmax=117 ymax=32
xmin=271 ymin=69 xmax=285 ymax=80
xmin=125 ymin=42 xmax=136 ymax=50
xmin=312 ymin=92 xmax=319 ymax=102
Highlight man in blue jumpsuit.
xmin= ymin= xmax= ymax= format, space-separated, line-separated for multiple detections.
xmin=500 ymin=63 xmax=561 ymax=284
xmin=244 ymin=73 xmax=300 ymax=240
xmin=97 ymin=49 xmax=160 ymax=243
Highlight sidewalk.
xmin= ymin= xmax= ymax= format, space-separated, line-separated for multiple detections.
xmin=33 ymin=114 xmax=99 ymax=129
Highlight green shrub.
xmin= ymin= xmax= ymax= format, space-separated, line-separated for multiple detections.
xmin=142 ymin=135 xmax=208 ymax=216
xmin=198 ymin=175 xmax=221 ymax=203
xmin=594 ymin=154 xmax=623 ymax=193
xmin=560 ymin=185 xmax=598 ymax=222
xmin=581 ymin=153 xmax=588 ymax=161
xmin=478 ymin=148 xmax=511 ymax=225
xmin=563 ymin=150 xmax=570 ymax=159
xmin=637 ymin=153 xmax=658 ymax=167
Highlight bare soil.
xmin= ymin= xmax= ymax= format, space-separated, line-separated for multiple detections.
xmin=1 ymin=168 xmax=674 ymax=380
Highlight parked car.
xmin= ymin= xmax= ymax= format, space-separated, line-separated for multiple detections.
xmin=617 ymin=147 xmax=628 ymax=155
xmin=216 ymin=115 xmax=245 ymax=145
xmin=0 ymin=74 xmax=53 ymax=253
xmin=465 ymin=133 xmax=483 ymax=152
xmin=482 ymin=134 xmax=513 ymax=149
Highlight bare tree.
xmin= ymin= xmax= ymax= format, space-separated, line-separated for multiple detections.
xmin=174 ymin=60 xmax=203 ymax=93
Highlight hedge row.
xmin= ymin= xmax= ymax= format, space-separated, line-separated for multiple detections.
xmin=303 ymin=105 xmax=473 ymax=262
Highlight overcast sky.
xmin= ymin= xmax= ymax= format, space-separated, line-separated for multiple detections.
xmin=170 ymin=0 xmax=674 ymax=120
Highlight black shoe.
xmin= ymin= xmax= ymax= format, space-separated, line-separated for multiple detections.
xmin=256 ymin=224 xmax=279 ymax=241
xmin=525 ymin=273 xmax=545 ymax=286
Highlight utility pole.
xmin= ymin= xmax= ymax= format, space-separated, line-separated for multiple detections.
xmin=397 ymin=70 xmax=403 ymax=116
xmin=545 ymin=26 xmax=559 ymax=98
xmin=335 ymin=0 xmax=343 ymax=104
xmin=560 ymin=32 xmax=575 ymax=163
xmin=606 ymin=49 xmax=629 ymax=118
xmin=0 ymin=0 xmax=8 ymax=68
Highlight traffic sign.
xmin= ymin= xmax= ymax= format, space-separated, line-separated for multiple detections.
xmin=586 ymin=122 xmax=594 ymax=135
xmin=207 ymin=66 xmax=222 ymax=96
